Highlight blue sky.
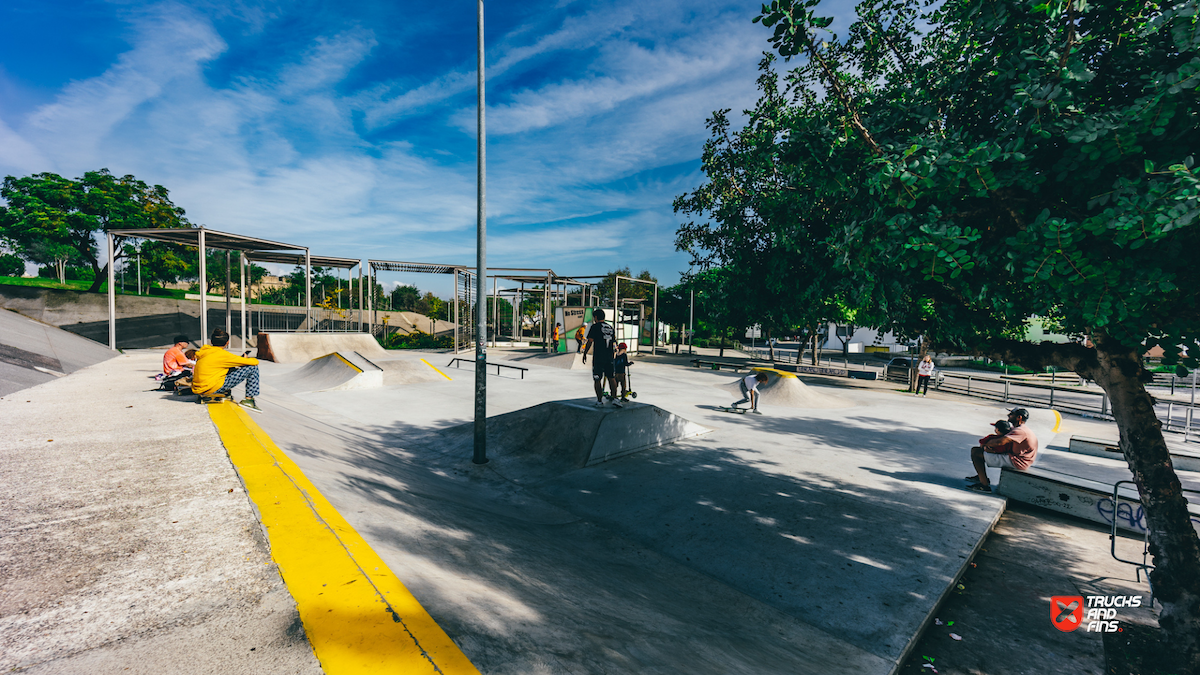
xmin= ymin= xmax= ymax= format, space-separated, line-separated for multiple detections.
xmin=0 ymin=0 xmax=784 ymax=294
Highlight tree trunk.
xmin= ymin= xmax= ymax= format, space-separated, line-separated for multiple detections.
xmin=811 ymin=329 xmax=818 ymax=366
xmin=88 ymin=262 xmax=107 ymax=293
xmin=982 ymin=335 xmax=1200 ymax=668
xmin=767 ymin=327 xmax=775 ymax=363
xmin=1091 ymin=335 xmax=1200 ymax=670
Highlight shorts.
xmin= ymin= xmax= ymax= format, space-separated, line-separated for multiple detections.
xmin=592 ymin=361 xmax=615 ymax=380
xmin=984 ymin=452 xmax=1018 ymax=469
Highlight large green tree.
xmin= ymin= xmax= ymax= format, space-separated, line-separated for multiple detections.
xmin=682 ymin=0 xmax=1200 ymax=661
xmin=0 ymin=169 xmax=192 ymax=292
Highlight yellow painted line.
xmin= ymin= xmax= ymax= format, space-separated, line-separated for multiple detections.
xmin=1052 ymin=409 xmax=1062 ymax=433
xmin=421 ymin=358 xmax=453 ymax=381
xmin=208 ymin=403 xmax=478 ymax=675
xmin=327 ymin=352 xmax=364 ymax=373
xmin=751 ymin=367 xmax=797 ymax=379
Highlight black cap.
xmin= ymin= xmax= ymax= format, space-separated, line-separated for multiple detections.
xmin=174 ymin=335 xmax=191 ymax=345
xmin=1009 ymin=408 xmax=1030 ymax=420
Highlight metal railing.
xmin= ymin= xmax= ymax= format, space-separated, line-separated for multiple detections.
xmin=935 ymin=371 xmax=1198 ymax=442
xmin=446 ymin=357 xmax=528 ymax=379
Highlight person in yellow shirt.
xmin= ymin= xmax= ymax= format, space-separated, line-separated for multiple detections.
xmin=192 ymin=328 xmax=261 ymax=412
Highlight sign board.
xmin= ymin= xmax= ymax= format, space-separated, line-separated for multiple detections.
xmin=745 ymin=324 xmax=762 ymax=339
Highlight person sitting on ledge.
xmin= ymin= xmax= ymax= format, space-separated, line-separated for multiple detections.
xmin=158 ymin=335 xmax=195 ymax=381
xmin=966 ymin=408 xmax=1038 ymax=493
xmin=192 ymin=328 xmax=261 ymax=412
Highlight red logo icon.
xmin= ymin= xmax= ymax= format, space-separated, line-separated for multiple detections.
xmin=1051 ymin=596 xmax=1084 ymax=632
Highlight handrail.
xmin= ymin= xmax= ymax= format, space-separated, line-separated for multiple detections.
xmin=446 ymin=357 xmax=528 ymax=379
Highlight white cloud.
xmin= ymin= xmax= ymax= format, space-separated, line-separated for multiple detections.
xmin=0 ymin=0 xmax=777 ymax=285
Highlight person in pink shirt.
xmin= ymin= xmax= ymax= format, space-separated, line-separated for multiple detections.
xmin=966 ymin=408 xmax=1039 ymax=493
xmin=161 ymin=336 xmax=195 ymax=378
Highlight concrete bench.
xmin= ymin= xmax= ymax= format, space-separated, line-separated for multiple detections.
xmin=996 ymin=466 xmax=1200 ymax=536
xmin=1067 ymin=435 xmax=1200 ymax=472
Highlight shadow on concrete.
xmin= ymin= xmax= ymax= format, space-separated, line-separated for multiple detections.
xmin=250 ymin=397 xmax=1008 ymax=674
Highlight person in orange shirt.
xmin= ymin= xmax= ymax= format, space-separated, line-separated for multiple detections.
xmin=161 ymin=336 xmax=195 ymax=378
xmin=192 ymin=328 xmax=262 ymax=412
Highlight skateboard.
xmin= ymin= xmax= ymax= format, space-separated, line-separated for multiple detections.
xmin=718 ymin=406 xmax=761 ymax=415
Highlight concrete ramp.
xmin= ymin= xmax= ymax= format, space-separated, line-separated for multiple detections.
xmin=0 ymin=309 xmax=116 ymax=396
xmin=377 ymin=358 xmax=449 ymax=385
xmin=273 ymin=352 xmax=383 ymax=393
xmin=436 ymin=400 xmax=711 ymax=484
xmin=719 ymin=368 xmax=854 ymax=408
xmin=257 ymin=332 xmax=389 ymax=363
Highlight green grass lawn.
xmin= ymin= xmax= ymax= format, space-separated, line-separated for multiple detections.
xmin=0 ymin=276 xmax=189 ymax=298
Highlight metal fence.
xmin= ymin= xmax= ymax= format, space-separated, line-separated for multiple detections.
xmin=247 ymin=305 xmax=362 ymax=334
xmin=933 ymin=370 xmax=1198 ymax=443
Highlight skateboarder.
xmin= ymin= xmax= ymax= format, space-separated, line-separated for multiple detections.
xmin=575 ymin=325 xmax=586 ymax=353
xmin=732 ymin=372 xmax=769 ymax=413
xmin=966 ymin=408 xmax=1038 ymax=492
xmin=582 ymin=309 xmax=620 ymax=407
xmin=192 ymin=328 xmax=262 ymax=412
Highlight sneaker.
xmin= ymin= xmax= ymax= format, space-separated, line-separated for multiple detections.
xmin=594 ymin=400 xmax=605 ymax=408
xmin=238 ymin=398 xmax=262 ymax=413
xmin=612 ymin=400 xmax=623 ymax=408
xmin=966 ymin=482 xmax=992 ymax=493
xmin=750 ymin=410 xmax=762 ymax=415
xmin=965 ymin=475 xmax=982 ymax=482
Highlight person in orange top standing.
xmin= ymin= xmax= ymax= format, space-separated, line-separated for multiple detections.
xmin=160 ymin=336 xmax=195 ymax=380
xmin=192 ymin=328 xmax=262 ymax=412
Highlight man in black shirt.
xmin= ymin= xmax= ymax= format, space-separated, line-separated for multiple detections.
xmin=582 ymin=308 xmax=620 ymax=407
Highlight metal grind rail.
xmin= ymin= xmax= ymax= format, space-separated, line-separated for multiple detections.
xmin=935 ymin=371 xmax=1198 ymax=442
xmin=446 ymin=357 xmax=528 ymax=379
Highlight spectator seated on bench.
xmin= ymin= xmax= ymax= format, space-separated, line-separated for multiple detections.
xmin=192 ymin=328 xmax=262 ymax=412
xmin=966 ymin=407 xmax=1038 ymax=493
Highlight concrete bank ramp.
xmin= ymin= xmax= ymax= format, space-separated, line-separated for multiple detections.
xmin=377 ymin=358 xmax=449 ymax=385
xmin=274 ymin=351 xmax=383 ymax=393
xmin=720 ymin=368 xmax=854 ymax=408
xmin=0 ymin=309 xmax=116 ymax=397
xmin=257 ymin=332 xmax=389 ymax=363
xmin=436 ymin=400 xmax=711 ymax=484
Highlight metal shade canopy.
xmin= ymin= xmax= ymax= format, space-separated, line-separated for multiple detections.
xmin=107 ymin=228 xmax=305 ymax=253
xmin=248 ymin=251 xmax=360 ymax=269
xmin=105 ymin=227 xmax=312 ymax=350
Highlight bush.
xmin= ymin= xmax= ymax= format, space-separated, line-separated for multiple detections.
xmin=382 ymin=330 xmax=454 ymax=350
xmin=0 ymin=254 xmax=24 ymax=277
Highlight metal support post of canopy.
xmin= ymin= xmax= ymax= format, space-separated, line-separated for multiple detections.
xmin=105 ymin=227 xmax=307 ymax=350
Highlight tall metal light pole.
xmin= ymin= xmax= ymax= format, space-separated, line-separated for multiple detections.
xmin=473 ymin=0 xmax=489 ymax=465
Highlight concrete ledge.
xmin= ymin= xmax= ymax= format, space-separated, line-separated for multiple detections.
xmin=1067 ymin=435 xmax=1200 ymax=472
xmin=996 ymin=466 xmax=1200 ymax=536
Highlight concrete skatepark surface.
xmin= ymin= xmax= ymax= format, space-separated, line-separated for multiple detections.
xmin=0 ymin=309 xmax=115 ymax=397
xmin=0 ymin=350 xmax=320 ymax=674
xmin=241 ymin=348 xmax=1053 ymax=674
xmin=12 ymin=321 xmax=1179 ymax=674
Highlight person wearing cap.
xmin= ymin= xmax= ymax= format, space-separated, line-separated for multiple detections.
xmin=613 ymin=342 xmax=632 ymax=399
xmin=966 ymin=408 xmax=1039 ymax=492
xmin=160 ymin=335 xmax=195 ymax=379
